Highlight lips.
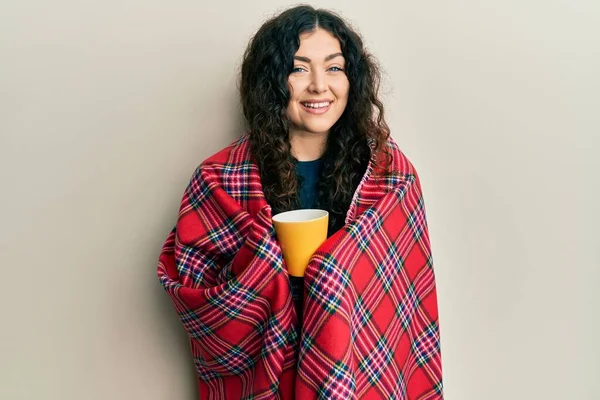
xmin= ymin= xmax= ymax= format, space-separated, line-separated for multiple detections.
xmin=300 ymin=100 xmax=333 ymax=114
xmin=301 ymin=101 xmax=331 ymax=108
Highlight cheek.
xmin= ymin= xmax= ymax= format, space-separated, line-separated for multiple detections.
xmin=286 ymin=81 xmax=299 ymax=116
xmin=285 ymin=103 xmax=296 ymax=122
xmin=333 ymin=80 xmax=350 ymax=102
xmin=287 ymin=78 xmax=307 ymax=100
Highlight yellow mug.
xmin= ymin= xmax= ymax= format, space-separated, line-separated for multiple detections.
xmin=272 ymin=209 xmax=329 ymax=277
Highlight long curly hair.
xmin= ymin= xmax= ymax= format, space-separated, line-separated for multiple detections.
xmin=239 ymin=5 xmax=390 ymax=233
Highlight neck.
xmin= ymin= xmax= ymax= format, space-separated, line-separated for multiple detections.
xmin=289 ymin=130 xmax=328 ymax=161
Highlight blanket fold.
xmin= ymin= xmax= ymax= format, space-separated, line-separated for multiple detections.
xmin=158 ymin=135 xmax=443 ymax=399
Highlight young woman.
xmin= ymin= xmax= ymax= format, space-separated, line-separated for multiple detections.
xmin=158 ymin=5 xmax=443 ymax=399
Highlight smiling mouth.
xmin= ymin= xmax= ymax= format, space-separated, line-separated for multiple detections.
xmin=301 ymin=101 xmax=332 ymax=109
xmin=300 ymin=101 xmax=333 ymax=115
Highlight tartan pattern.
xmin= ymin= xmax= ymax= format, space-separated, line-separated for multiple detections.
xmin=158 ymin=134 xmax=443 ymax=399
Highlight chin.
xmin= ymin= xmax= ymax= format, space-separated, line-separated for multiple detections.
xmin=303 ymin=121 xmax=337 ymax=135
xmin=306 ymin=128 xmax=332 ymax=135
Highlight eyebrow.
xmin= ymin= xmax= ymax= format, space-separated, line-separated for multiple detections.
xmin=293 ymin=52 xmax=344 ymax=63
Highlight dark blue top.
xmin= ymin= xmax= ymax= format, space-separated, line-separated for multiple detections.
xmin=290 ymin=158 xmax=322 ymax=341
xmin=296 ymin=158 xmax=322 ymax=209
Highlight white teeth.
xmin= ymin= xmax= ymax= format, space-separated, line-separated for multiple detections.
xmin=303 ymin=102 xmax=330 ymax=108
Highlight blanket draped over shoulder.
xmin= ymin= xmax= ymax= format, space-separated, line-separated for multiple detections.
xmin=158 ymin=134 xmax=443 ymax=399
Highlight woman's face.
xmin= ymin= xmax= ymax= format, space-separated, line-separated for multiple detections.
xmin=286 ymin=29 xmax=350 ymax=137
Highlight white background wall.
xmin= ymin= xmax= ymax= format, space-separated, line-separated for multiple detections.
xmin=1 ymin=1 xmax=598 ymax=399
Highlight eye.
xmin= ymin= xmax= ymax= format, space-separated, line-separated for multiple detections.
xmin=328 ymin=66 xmax=344 ymax=72
xmin=291 ymin=66 xmax=307 ymax=73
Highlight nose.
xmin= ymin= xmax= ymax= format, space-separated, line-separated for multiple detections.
xmin=308 ymin=70 xmax=327 ymax=94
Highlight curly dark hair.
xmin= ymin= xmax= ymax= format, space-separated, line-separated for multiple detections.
xmin=239 ymin=5 xmax=390 ymax=233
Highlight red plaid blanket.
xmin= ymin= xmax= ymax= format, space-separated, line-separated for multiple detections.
xmin=158 ymin=134 xmax=443 ymax=399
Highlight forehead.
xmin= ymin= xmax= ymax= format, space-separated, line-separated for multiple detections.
xmin=295 ymin=29 xmax=343 ymax=57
